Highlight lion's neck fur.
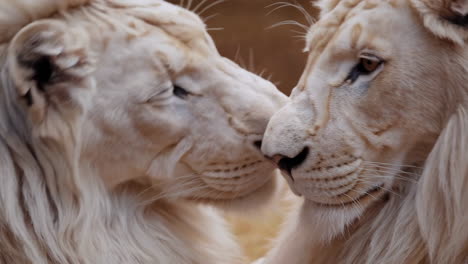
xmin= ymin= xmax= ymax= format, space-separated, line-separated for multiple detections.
xmin=0 ymin=138 xmax=241 ymax=264
xmin=0 ymin=60 xmax=242 ymax=264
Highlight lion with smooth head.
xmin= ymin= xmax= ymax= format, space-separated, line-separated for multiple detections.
xmin=261 ymin=0 xmax=468 ymax=263
xmin=0 ymin=0 xmax=287 ymax=263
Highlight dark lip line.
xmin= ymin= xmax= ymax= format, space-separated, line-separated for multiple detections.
xmin=313 ymin=184 xmax=385 ymax=208
xmin=267 ymin=161 xmax=294 ymax=182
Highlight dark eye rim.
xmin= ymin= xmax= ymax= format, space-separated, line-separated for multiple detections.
xmin=173 ymin=84 xmax=191 ymax=99
xmin=345 ymin=56 xmax=384 ymax=83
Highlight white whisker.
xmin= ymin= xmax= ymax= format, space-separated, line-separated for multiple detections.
xmin=137 ymin=173 xmax=198 ymax=199
xmin=186 ymin=0 xmax=194 ymax=10
xmin=140 ymin=181 xmax=210 ymax=206
xmin=361 ymin=166 xmax=421 ymax=177
xmin=293 ymin=35 xmax=307 ymax=41
xmin=248 ymin=48 xmax=255 ymax=72
xmin=268 ymin=20 xmax=310 ymax=32
xmin=207 ymin=27 xmax=224 ymax=31
xmin=363 ymin=161 xmax=423 ymax=169
xmin=192 ymin=0 xmax=209 ymax=13
xmin=360 ymin=175 xmax=418 ymax=184
xmin=203 ymin=13 xmax=219 ymax=23
xmin=357 ymin=179 xmax=401 ymax=198
xmin=360 ymin=169 xmax=419 ymax=183
xmin=266 ymin=1 xmax=315 ymax=26
xmin=234 ymin=45 xmax=241 ymax=64
xmin=196 ymin=0 xmax=226 ymax=16
xmin=291 ymin=29 xmax=307 ymax=36
xmin=363 ymin=163 xmax=422 ymax=171
xmin=340 ymin=192 xmax=365 ymax=212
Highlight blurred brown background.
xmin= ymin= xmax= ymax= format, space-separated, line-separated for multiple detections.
xmin=167 ymin=1 xmax=318 ymax=262
xmin=169 ymin=0 xmax=318 ymax=95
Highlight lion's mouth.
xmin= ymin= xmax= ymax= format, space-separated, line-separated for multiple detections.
xmin=313 ymin=184 xmax=386 ymax=207
xmin=200 ymin=159 xmax=273 ymax=195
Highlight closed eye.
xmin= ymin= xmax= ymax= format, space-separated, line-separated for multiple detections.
xmin=145 ymin=87 xmax=171 ymax=104
xmin=173 ymin=85 xmax=191 ymax=99
xmin=345 ymin=56 xmax=383 ymax=83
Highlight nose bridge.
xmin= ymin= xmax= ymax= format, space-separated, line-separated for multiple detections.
xmin=262 ymin=73 xmax=333 ymax=160
xmin=216 ymin=58 xmax=287 ymax=136
xmin=262 ymin=98 xmax=311 ymax=158
xmin=298 ymin=73 xmax=332 ymax=136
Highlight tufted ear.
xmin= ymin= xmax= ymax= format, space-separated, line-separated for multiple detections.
xmin=411 ymin=0 xmax=468 ymax=45
xmin=7 ymin=20 xmax=95 ymax=126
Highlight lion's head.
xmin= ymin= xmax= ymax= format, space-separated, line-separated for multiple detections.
xmin=2 ymin=0 xmax=286 ymax=208
xmin=0 ymin=0 xmax=287 ymax=262
xmin=262 ymin=0 xmax=468 ymax=263
xmin=263 ymin=0 xmax=452 ymax=209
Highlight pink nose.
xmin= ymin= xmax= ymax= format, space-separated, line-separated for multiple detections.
xmin=270 ymin=154 xmax=283 ymax=165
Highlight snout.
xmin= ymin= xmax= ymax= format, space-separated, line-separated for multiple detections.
xmin=261 ymin=100 xmax=387 ymax=206
xmin=238 ymin=79 xmax=288 ymax=137
xmin=262 ymin=102 xmax=311 ymax=170
xmin=217 ymin=60 xmax=288 ymax=138
xmin=260 ymin=103 xmax=314 ymax=197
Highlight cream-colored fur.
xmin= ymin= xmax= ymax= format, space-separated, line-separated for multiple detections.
xmin=261 ymin=0 xmax=468 ymax=263
xmin=0 ymin=0 xmax=287 ymax=263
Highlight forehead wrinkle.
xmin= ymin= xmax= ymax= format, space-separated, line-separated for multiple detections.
xmin=305 ymin=0 xmax=401 ymax=65
xmin=303 ymin=0 xmax=364 ymax=87
xmin=306 ymin=0 xmax=362 ymax=54
xmin=326 ymin=18 xmax=380 ymax=63
xmin=350 ymin=23 xmax=363 ymax=49
xmin=59 ymin=2 xmax=210 ymax=52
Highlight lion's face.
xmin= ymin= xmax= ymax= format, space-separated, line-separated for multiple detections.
xmin=69 ymin=2 xmax=288 ymax=203
xmin=262 ymin=0 xmax=449 ymax=207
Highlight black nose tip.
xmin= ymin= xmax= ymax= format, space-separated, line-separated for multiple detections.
xmin=275 ymin=147 xmax=309 ymax=176
xmin=253 ymin=140 xmax=263 ymax=150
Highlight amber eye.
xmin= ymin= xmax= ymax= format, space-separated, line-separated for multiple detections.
xmin=360 ymin=57 xmax=381 ymax=73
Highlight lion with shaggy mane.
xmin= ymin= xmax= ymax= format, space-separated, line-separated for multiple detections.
xmin=261 ymin=0 xmax=468 ymax=263
xmin=0 ymin=0 xmax=286 ymax=263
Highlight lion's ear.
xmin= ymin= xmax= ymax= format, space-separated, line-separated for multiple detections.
xmin=411 ymin=0 xmax=468 ymax=45
xmin=7 ymin=20 xmax=95 ymax=125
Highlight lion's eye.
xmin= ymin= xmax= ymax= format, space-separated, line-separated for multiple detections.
xmin=360 ymin=57 xmax=381 ymax=73
xmin=173 ymin=85 xmax=190 ymax=99
xmin=346 ymin=56 xmax=383 ymax=83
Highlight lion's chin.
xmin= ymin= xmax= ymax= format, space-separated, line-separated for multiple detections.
xmin=304 ymin=184 xmax=388 ymax=208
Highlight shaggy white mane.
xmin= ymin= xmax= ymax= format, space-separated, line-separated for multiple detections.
xmin=0 ymin=0 xmax=91 ymax=44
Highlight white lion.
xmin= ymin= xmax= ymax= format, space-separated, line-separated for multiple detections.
xmin=261 ymin=0 xmax=468 ymax=263
xmin=0 ymin=0 xmax=286 ymax=263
